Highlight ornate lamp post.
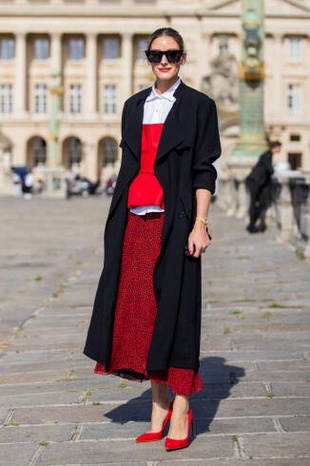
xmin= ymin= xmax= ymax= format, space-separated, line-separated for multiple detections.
xmin=231 ymin=0 xmax=267 ymax=158
xmin=42 ymin=70 xmax=66 ymax=198
xmin=48 ymin=71 xmax=63 ymax=167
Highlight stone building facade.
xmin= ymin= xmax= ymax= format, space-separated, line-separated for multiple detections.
xmin=0 ymin=0 xmax=309 ymax=190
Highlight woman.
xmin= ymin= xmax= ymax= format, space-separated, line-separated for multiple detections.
xmin=84 ymin=27 xmax=221 ymax=451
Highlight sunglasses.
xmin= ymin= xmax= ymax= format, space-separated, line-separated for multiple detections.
xmin=145 ymin=49 xmax=184 ymax=64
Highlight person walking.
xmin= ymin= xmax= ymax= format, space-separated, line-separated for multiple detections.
xmin=245 ymin=141 xmax=282 ymax=233
xmin=23 ymin=168 xmax=34 ymax=200
xmin=84 ymin=27 xmax=221 ymax=451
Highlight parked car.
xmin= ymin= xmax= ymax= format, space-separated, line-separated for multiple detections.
xmin=69 ymin=176 xmax=103 ymax=198
xmin=105 ymin=176 xmax=117 ymax=195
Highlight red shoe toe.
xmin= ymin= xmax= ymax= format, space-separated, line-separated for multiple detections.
xmin=165 ymin=409 xmax=193 ymax=451
xmin=135 ymin=402 xmax=173 ymax=443
xmin=135 ymin=431 xmax=163 ymax=442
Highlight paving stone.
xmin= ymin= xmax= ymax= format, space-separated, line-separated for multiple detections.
xmin=0 ymin=424 xmax=75 ymax=443
xmin=0 ymin=390 xmax=83 ymax=408
xmin=0 ymin=380 xmax=104 ymax=397
xmin=0 ymin=408 xmax=9 ymax=425
xmin=244 ymin=370 xmax=310 ymax=383
xmin=0 ymin=444 xmax=37 ymax=466
xmin=243 ymin=432 xmax=310 ymax=459
xmin=80 ymin=420 xmax=156 ymax=440
xmin=0 ymin=357 xmax=93 ymax=375
xmin=279 ymin=416 xmax=310 ymax=432
xmin=200 ymin=349 xmax=305 ymax=361
xmin=197 ymin=416 xmax=277 ymax=435
xmin=269 ymin=382 xmax=310 ymax=397
xmin=256 ymin=360 xmax=310 ymax=372
xmin=1 ymin=349 xmax=75 ymax=365
xmin=0 ymin=370 xmax=76 ymax=385
xmin=190 ymin=397 xmax=310 ymax=418
xmin=35 ymin=435 xmax=236 ymax=465
xmin=10 ymin=340 xmax=85 ymax=351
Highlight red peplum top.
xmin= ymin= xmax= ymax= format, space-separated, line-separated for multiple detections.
xmin=127 ymin=123 xmax=164 ymax=209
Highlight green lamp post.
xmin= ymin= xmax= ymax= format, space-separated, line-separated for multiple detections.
xmin=48 ymin=71 xmax=63 ymax=167
xmin=42 ymin=70 xmax=66 ymax=198
xmin=232 ymin=0 xmax=267 ymax=158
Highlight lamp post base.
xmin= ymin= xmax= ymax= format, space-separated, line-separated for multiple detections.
xmin=41 ymin=167 xmax=67 ymax=199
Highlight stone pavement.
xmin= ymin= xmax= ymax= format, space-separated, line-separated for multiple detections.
xmin=0 ymin=195 xmax=309 ymax=466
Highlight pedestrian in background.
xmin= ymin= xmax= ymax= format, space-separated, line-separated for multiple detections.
xmin=84 ymin=27 xmax=221 ymax=451
xmin=23 ymin=168 xmax=34 ymax=200
xmin=12 ymin=171 xmax=22 ymax=197
xmin=245 ymin=140 xmax=282 ymax=233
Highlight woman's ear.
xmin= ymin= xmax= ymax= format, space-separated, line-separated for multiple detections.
xmin=181 ymin=52 xmax=187 ymax=65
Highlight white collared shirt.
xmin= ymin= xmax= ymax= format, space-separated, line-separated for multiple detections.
xmin=143 ymin=78 xmax=181 ymax=124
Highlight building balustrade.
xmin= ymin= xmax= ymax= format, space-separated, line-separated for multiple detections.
xmin=218 ymin=172 xmax=310 ymax=258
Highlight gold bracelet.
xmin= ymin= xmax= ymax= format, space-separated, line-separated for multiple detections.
xmin=195 ymin=216 xmax=209 ymax=227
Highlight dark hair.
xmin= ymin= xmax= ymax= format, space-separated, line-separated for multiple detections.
xmin=147 ymin=27 xmax=185 ymax=51
xmin=269 ymin=140 xmax=282 ymax=149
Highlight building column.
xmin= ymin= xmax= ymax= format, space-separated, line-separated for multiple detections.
xmin=83 ymin=138 xmax=97 ymax=181
xmin=122 ymin=33 xmax=133 ymax=100
xmin=273 ymin=34 xmax=282 ymax=121
xmin=85 ymin=33 xmax=97 ymax=119
xmin=202 ymin=33 xmax=211 ymax=78
xmin=50 ymin=32 xmax=62 ymax=75
xmin=14 ymin=33 xmax=27 ymax=118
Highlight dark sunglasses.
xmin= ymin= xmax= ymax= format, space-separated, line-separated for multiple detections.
xmin=145 ymin=49 xmax=184 ymax=64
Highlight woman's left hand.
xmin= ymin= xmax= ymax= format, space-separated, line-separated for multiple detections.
xmin=187 ymin=221 xmax=211 ymax=258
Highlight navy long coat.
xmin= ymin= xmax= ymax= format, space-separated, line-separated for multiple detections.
xmin=84 ymin=81 xmax=221 ymax=372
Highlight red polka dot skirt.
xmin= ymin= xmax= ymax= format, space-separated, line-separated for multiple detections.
xmin=94 ymin=211 xmax=202 ymax=395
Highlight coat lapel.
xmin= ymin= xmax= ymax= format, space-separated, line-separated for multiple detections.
xmin=121 ymin=88 xmax=150 ymax=160
xmin=155 ymin=82 xmax=186 ymax=163
xmin=121 ymin=82 xmax=187 ymax=164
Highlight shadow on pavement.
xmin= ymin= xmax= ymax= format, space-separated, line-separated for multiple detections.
xmin=193 ymin=356 xmax=245 ymax=436
xmin=104 ymin=356 xmax=245 ymax=437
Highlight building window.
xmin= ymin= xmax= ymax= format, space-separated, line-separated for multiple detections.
xmin=136 ymin=37 xmax=148 ymax=61
xmin=288 ymin=37 xmax=302 ymax=62
xmin=103 ymin=37 xmax=120 ymax=60
xmin=34 ymin=83 xmax=48 ymax=113
xmin=34 ymin=38 xmax=49 ymax=60
xmin=218 ymin=35 xmax=230 ymax=55
xmin=69 ymin=84 xmax=82 ymax=114
xmin=66 ymin=137 xmax=82 ymax=168
xmin=0 ymin=37 xmax=15 ymax=59
xmin=68 ymin=38 xmax=84 ymax=60
xmin=288 ymin=153 xmax=302 ymax=171
xmin=287 ymin=84 xmax=302 ymax=117
xmin=32 ymin=137 xmax=47 ymax=166
xmin=290 ymin=134 xmax=301 ymax=142
xmin=102 ymin=138 xmax=117 ymax=167
xmin=103 ymin=84 xmax=117 ymax=114
xmin=0 ymin=84 xmax=13 ymax=113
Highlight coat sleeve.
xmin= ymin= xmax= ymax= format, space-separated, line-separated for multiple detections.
xmin=192 ymin=98 xmax=221 ymax=194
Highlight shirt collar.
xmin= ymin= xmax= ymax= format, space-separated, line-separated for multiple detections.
xmin=146 ymin=78 xmax=181 ymax=102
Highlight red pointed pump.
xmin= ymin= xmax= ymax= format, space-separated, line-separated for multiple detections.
xmin=165 ymin=409 xmax=193 ymax=451
xmin=135 ymin=402 xmax=174 ymax=443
